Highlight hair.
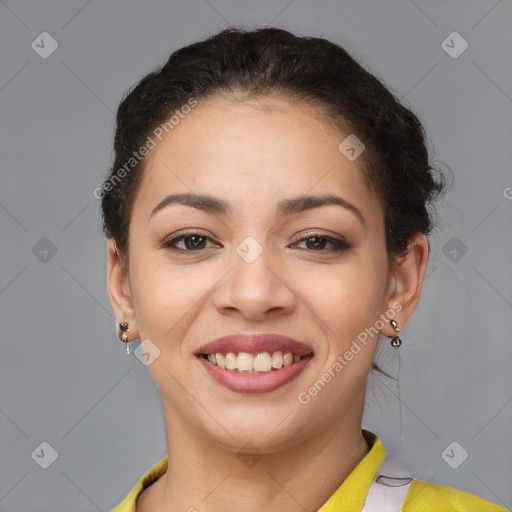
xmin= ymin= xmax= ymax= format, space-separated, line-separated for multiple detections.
xmin=100 ymin=27 xmax=447 ymax=378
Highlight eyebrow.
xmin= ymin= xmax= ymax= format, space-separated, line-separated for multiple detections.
xmin=149 ymin=193 xmax=366 ymax=227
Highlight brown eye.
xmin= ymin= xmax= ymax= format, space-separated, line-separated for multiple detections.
xmin=294 ymin=234 xmax=351 ymax=252
xmin=161 ymin=232 xmax=217 ymax=252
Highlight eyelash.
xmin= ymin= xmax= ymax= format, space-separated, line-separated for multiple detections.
xmin=160 ymin=231 xmax=351 ymax=253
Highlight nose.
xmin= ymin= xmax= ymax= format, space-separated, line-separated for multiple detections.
xmin=211 ymin=242 xmax=296 ymax=322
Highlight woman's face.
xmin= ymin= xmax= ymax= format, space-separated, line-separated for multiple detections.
xmin=110 ymin=95 xmax=408 ymax=451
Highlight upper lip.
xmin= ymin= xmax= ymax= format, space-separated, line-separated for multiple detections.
xmin=196 ymin=333 xmax=314 ymax=356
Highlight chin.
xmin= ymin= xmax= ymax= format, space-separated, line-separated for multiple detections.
xmin=199 ymin=408 xmax=308 ymax=454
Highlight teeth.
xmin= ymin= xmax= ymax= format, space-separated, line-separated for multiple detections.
xmin=253 ymin=352 xmax=272 ymax=372
xmin=216 ymin=353 xmax=226 ymax=369
xmin=237 ymin=352 xmax=254 ymax=372
xmin=283 ymin=352 xmax=293 ymax=366
xmin=272 ymin=351 xmax=283 ymax=368
xmin=225 ymin=352 xmax=237 ymax=370
xmin=205 ymin=351 xmax=309 ymax=373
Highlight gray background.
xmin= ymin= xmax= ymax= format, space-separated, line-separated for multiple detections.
xmin=0 ymin=0 xmax=511 ymax=510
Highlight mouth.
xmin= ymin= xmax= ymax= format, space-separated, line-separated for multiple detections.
xmin=195 ymin=333 xmax=315 ymax=394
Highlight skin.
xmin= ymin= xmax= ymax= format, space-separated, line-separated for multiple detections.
xmin=107 ymin=95 xmax=429 ymax=512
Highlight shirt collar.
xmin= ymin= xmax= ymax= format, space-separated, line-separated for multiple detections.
xmin=318 ymin=429 xmax=386 ymax=511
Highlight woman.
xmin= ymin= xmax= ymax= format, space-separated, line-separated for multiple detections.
xmin=101 ymin=27 xmax=507 ymax=511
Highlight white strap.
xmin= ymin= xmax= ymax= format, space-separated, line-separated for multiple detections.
xmin=361 ymin=455 xmax=413 ymax=512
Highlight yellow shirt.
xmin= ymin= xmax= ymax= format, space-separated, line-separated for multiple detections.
xmin=111 ymin=430 xmax=508 ymax=511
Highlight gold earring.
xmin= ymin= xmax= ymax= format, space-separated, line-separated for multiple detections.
xmin=119 ymin=321 xmax=131 ymax=355
xmin=389 ymin=319 xmax=401 ymax=348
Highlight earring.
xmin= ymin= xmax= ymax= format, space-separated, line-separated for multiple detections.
xmin=119 ymin=321 xmax=131 ymax=355
xmin=389 ymin=319 xmax=401 ymax=348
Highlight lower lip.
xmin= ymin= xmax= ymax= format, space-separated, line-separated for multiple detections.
xmin=198 ymin=355 xmax=313 ymax=394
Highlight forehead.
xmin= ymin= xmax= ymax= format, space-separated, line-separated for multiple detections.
xmin=133 ymin=95 xmax=381 ymax=224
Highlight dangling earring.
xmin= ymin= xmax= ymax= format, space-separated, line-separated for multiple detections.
xmin=389 ymin=319 xmax=402 ymax=348
xmin=119 ymin=321 xmax=131 ymax=355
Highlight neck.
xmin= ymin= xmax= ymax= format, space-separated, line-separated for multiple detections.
xmin=138 ymin=405 xmax=371 ymax=512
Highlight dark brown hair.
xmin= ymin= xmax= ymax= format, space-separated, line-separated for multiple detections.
xmin=100 ymin=27 xmax=446 ymax=378
xmin=101 ymin=27 xmax=445 ymax=270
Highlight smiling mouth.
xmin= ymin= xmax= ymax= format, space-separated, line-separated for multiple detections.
xmin=198 ymin=351 xmax=314 ymax=374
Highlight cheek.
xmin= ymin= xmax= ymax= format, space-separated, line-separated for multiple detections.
xmin=128 ymin=253 xmax=180 ymax=336
xmin=294 ymin=258 xmax=385 ymax=352
xmin=129 ymin=251 xmax=221 ymax=347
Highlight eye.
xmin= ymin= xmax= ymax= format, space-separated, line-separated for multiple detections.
xmin=161 ymin=232 xmax=218 ymax=252
xmin=160 ymin=231 xmax=351 ymax=253
xmin=293 ymin=233 xmax=351 ymax=252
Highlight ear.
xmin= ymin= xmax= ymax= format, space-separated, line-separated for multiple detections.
xmin=381 ymin=233 xmax=430 ymax=336
xmin=106 ymin=238 xmax=139 ymax=341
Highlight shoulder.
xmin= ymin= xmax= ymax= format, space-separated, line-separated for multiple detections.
xmin=403 ymin=479 xmax=509 ymax=511
xmin=111 ymin=455 xmax=168 ymax=512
